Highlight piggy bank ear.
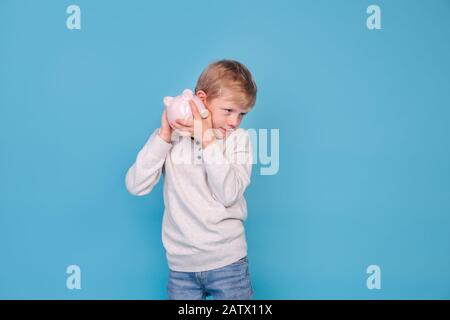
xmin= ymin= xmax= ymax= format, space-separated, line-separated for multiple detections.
xmin=182 ymin=89 xmax=193 ymax=99
xmin=163 ymin=96 xmax=173 ymax=107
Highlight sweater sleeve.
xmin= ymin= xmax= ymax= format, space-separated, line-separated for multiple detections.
xmin=202 ymin=129 xmax=253 ymax=208
xmin=125 ymin=128 xmax=172 ymax=196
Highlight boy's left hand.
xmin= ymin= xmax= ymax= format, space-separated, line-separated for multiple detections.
xmin=172 ymin=100 xmax=216 ymax=148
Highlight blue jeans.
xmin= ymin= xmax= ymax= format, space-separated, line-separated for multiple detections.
xmin=167 ymin=256 xmax=254 ymax=300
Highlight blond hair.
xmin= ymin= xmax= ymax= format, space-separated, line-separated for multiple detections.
xmin=195 ymin=59 xmax=257 ymax=109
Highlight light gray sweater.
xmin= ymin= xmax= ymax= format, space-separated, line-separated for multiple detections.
xmin=125 ymin=128 xmax=253 ymax=272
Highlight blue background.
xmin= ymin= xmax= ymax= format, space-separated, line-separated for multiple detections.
xmin=1 ymin=0 xmax=449 ymax=299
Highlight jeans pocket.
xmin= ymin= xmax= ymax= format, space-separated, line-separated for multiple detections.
xmin=232 ymin=256 xmax=248 ymax=265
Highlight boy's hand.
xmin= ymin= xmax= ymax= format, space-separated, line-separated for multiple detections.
xmin=159 ymin=110 xmax=173 ymax=143
xmin=172 ymin=100 xmax=216 ymax=148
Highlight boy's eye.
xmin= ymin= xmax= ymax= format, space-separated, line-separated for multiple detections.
xmin=223 ymin=108 xmax=247 ymax=117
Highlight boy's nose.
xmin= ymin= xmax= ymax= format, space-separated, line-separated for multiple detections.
xmin=228 ymin=116 xmax=240 ymax=128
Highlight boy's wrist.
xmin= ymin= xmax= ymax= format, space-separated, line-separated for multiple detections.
xmin=202 ymin=136 xmax=216 ymax=149
xmin=158 ymin=129 xmax=172 ymax=144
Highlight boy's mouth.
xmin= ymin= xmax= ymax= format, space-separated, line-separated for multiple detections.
xmin=215 ymin=127 xmax=232 ymax=139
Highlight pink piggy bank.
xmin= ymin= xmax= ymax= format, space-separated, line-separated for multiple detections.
xmin=163 ymin=89 xmax=209 ymax=136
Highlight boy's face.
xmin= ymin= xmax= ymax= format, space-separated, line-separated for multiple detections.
xmin=196 ymin=90 xmax=250 ymax=139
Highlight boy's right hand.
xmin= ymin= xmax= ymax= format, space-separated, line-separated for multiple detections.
xmin=159 ymin=110 xmax=173 ymax=143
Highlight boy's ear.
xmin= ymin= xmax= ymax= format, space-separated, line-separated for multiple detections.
xmin=196 ymin=90 xmax=207 ymax=104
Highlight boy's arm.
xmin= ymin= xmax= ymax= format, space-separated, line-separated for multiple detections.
xmin=202 ymin=129 xmax=253 ymax=208
xmin=125 ymin=128 xmax=172 ymax=196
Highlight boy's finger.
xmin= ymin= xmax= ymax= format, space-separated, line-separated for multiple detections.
xmin=189 ymin=100 xmax=201 ymax=119
xmin=175 ymin=118 xmax=193 ymax=127
xmin=172 ymin=122 xmax=191 ymax=131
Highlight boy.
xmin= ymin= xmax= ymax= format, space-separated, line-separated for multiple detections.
xmin=125 ymin=60 xmax=257 ymax=300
